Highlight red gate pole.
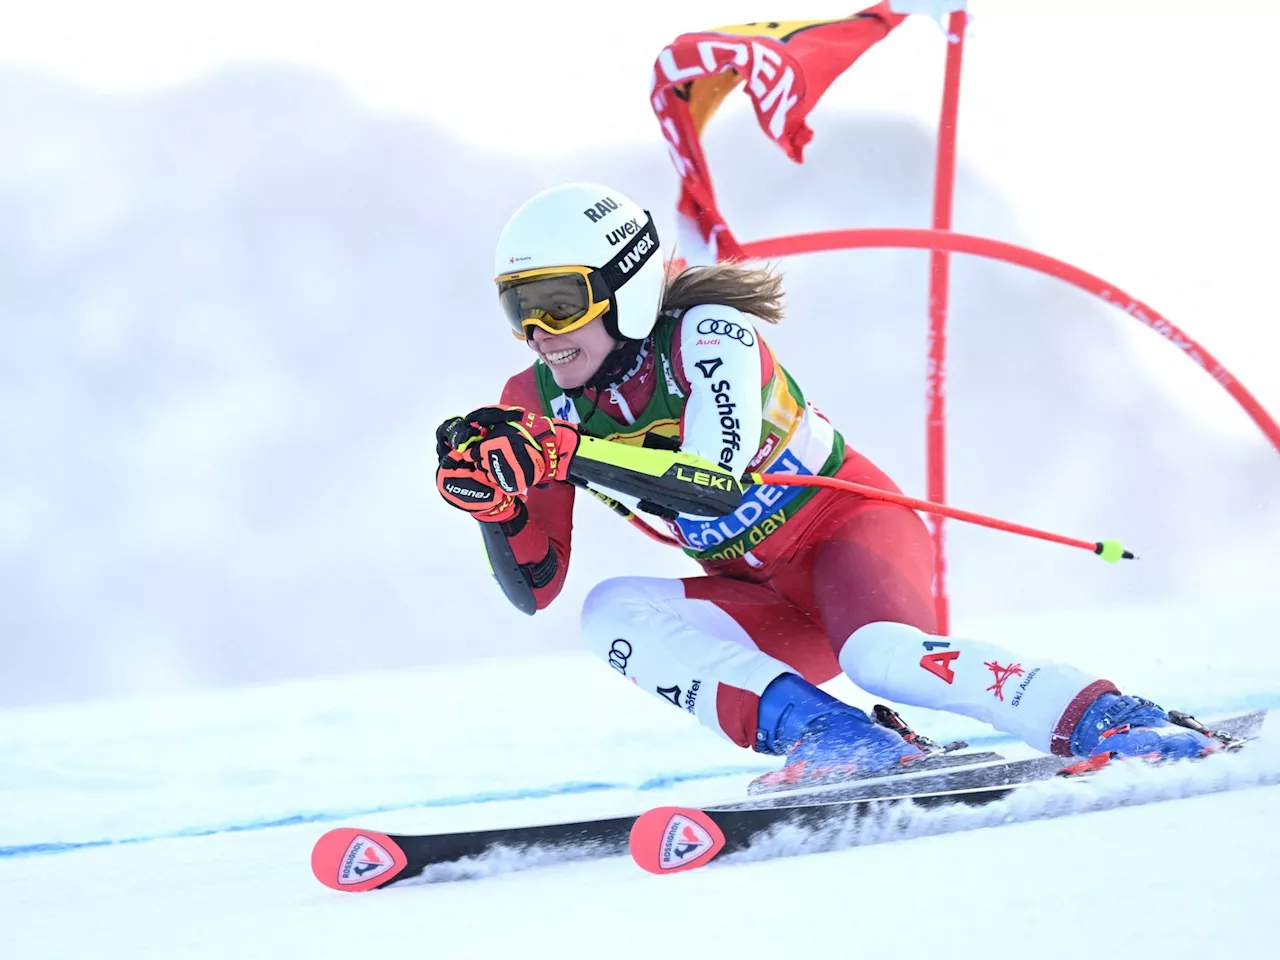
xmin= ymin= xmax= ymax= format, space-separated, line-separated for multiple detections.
xmin=927 ymin=9 xmax=968 ymax=636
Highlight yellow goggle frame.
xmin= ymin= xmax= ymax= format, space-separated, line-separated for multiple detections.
xmin=495 ymin=264 xmax=611 ymax=340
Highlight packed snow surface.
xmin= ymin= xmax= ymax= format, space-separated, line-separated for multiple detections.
xmin=4 ymin=597 xmax=1279 ymax=959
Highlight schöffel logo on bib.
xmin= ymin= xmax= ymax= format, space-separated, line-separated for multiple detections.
xmin=674 ymin=449 xmax=810 ymax=552
xmin=696 ymin=317 xmax=755 ymax=347
xmin=694 ymin=357 xmax=723 ymax=379
xmin=711 ymin=379 xmax=739 ymax=470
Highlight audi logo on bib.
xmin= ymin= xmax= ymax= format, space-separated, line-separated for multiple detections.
xmin=609 ymin=638 xmax=633 ymax=675
xmin=696 ymin=318 xmax=755 ymax=346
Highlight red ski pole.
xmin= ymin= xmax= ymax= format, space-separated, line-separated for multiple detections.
xmin=749 ymin=472 xmax=1135 ymax=563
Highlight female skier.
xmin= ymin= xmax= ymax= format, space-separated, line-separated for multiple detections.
xmin=435 ymin=181 xmax=1222 ymax=789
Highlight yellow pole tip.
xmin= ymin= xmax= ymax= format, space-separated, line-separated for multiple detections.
xmin=1096 ymin=540 xmax=1129 ymax=563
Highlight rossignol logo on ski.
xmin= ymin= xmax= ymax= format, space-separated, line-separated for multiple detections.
xmin=338 ymin=835 xmax=394 ymax=885
xmin=660 ymin=815 xmax=712 ymax=869
xmin=308 ymin=710 xmax=1265 ymax=889
xmin=312 ymin=827 xmax=409 ymax=892
xmin=629 ymin=806 xmax=727 ymax=875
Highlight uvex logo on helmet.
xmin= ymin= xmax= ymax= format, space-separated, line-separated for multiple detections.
xmin=617 ymin=229 xmax=656 ymax=275
xmin=606 ymin=218 xmax=641 ymax=246
xmin=495 ymin=183 xmax=664 ymax=341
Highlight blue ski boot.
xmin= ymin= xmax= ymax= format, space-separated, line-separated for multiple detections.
xmin=1060 ymin=692 xmax=1222 ymax=775
xmin=748 ymin=674 xmax=924 ymax=794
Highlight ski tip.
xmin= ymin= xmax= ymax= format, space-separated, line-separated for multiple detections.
xmin=311 ymin=828 xmax=408 ymax=892
xmin=629 ymin=807 xmax=725 ymax=875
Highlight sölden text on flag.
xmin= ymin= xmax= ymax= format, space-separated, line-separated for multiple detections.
xmin=650 ymin=3 xmax=908 ymax=264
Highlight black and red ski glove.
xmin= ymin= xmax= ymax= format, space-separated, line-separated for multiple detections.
xmin=435 ymin=406 xmax=578 ymax=519
xmin=443 ymin=406 xmax=579 ymax=498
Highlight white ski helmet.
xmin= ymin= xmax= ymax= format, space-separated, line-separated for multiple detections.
xmin=494 ymin=182 xmax=664 ymax=342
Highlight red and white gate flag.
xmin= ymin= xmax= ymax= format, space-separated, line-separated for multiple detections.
xmin=649 ymin=3 xmax=908 ymax=265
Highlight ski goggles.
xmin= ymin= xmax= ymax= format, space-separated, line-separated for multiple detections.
xmin=495 ymin=212 xmax=659 ymax=339
xmin=496 ymin=265 xmax=608 ymax=339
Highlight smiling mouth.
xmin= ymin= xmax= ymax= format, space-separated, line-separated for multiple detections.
xmin=544 ymin=348 xmax=581 ymax=366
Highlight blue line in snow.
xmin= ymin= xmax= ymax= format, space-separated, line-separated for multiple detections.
xmin=2 ymin=697 xmax=1272 ymax=861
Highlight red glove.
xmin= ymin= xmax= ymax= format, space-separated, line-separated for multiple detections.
xmin=457 ymin=406 xmax=579 ymax=498
xmin=436 ymin=456 xmax=522 ymax=523
xmin=436 ymin=412 xmax=524 ymax=523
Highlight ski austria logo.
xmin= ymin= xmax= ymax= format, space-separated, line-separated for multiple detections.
xmin=338 ymin=835 xmax=395 ymax=885
xmin=696 ymin=318 xmax=755 ymax=346
xmin=985 ymin=661 xmax=1025 ymax=701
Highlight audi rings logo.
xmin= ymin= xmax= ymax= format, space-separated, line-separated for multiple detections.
xmin=696 ymin=318 xmax=755 ymax=347
xmin=609 ymin=638 xmax=632 ymax=675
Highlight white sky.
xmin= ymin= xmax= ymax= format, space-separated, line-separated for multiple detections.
xmin=4 ymin=0 xmax=1279 ymax=443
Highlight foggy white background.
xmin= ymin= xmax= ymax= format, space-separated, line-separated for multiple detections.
xmin=3 ymin=2 xmax=1278 ymax=706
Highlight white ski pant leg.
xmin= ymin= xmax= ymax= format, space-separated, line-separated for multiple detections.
xmin=580 ymin=576 xmax=792 ymax=743
xmin=839 ymin=621 xmax=1114 ymax=755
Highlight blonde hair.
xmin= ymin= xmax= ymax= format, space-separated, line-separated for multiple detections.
xmin=659 ymin=261 xmax=785 ymax=324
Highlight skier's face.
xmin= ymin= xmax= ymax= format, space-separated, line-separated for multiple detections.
xmin=528 ymin=316 xmax=620 ymax=389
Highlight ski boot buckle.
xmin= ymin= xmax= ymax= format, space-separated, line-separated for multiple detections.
xmin=872 ymin=704 xmax=968 ymax=754
xmin=1168 ymin=710 xmax=1247 ymax=751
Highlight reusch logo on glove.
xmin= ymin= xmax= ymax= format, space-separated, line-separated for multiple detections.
xmin=444 ymin=481 xmax=491 ymax=501
xmin=487 ymin=451 xmax=516 ymax=493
